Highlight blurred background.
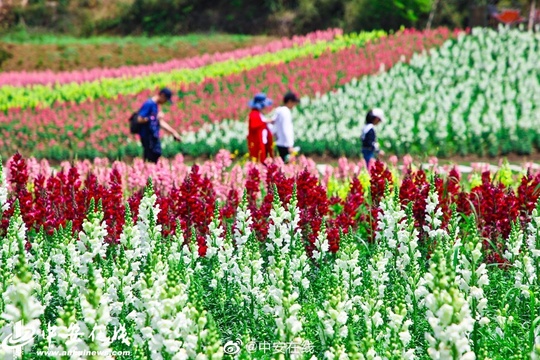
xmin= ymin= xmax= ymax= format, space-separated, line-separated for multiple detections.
xmin=0 ymin=0 xmax=534 ymax=36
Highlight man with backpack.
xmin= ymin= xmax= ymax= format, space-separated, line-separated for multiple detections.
xmin=131 ymin=88 xmax=181 ymax=163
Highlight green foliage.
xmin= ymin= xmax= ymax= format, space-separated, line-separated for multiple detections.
xmin=3 ymin=0 xmax=437 ymax=36
xmin=119 ymin=0 xmax=196 ymax=35
xmin=341 ymin=0 xmax=433 ymax=32
xmin=12 ymin=1 xmax=58 ymax=29
xmin=121 ymin=0 xmax=434 ymax=34
xmin=0 ymin=25 xmax=253 ymax=47
xmin=2 ymin=0 xmax=535 ymax=35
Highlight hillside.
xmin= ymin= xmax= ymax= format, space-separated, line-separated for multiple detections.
xmin=0 ymin=32 xmax=273 ymax=72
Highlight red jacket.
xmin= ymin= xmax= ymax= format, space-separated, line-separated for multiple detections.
xmin=247 ymin=109 xmax=273 ymax=162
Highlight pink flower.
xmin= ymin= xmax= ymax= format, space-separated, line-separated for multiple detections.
xmin=471 ymin=162 xmax=490 ymax=173
xmin=337 ymin=157 xmax=350 ymax=180
xmin=403 ymin=154 xmax=413 ymax=167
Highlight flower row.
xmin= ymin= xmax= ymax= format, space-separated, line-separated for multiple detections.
xmin=5 ymin=150 xmax=539 ymax=199
xmin=1 ymin=153 xmax=539 ymax=257
xmin=1 ymin=156 xmax=539 ymax=358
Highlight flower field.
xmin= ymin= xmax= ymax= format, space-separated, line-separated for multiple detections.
xmin=3 ymin=17 xmax=540 ymax=359
xmin=183 ymin=27 xmax=540 ymax=158
xmin=0 ymin=28 xmax=456 ymax=160
xmin=3 ymin=27 xmax=540 ymax=161
xmin=0 ymin=29 xmax=345 ymax=108
xmin=1 ymin=153 xmax=540 ymax=358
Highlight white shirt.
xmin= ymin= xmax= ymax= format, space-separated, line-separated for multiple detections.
xmin=272 ymin=106 xmax=294 ymax=148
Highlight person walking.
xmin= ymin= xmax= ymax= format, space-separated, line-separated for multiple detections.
xmin=247 ymin=93 xmax=274 ymax=163
xmin=136 ymin=88 xmax=181 ymax=163
xmin=361 ymin=108 xmax=385 ymax=169
xmin=272 ymin=91 xmax=300 ymax=163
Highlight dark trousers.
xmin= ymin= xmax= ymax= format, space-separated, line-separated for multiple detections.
xmin=277 ymin=146 xmax=290 ymax=162
xmin=141 ymin=137 xmax=161 ymax=163
xmin=362 ymin=148 xmax=376 ymax=167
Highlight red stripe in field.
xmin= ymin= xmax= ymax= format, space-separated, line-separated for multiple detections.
xmin=1 ymin=153 xmax=537 ymax=263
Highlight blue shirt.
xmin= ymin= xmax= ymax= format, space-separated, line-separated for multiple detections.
xmin=138 ymin=99 xmax=161 ymax=153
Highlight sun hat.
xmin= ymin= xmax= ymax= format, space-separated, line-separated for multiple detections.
xmin=371 ymin=108 xmax=385 ymax=122
xmin=159 ymin=88 xmax=173 ymax=104
xmin=249 ymin=93 xmax=273 ymax=110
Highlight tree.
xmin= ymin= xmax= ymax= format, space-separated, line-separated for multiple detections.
xmin=341 ymin=0 xmax=433 ymax=32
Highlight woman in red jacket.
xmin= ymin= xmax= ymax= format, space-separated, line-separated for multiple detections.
xmin=247 ymin=93 xmax=274 ymax=162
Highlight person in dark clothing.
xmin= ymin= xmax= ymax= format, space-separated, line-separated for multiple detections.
xmin=361 ymin=108 xmax=385 ymax=169
xmin=137 ymin=88 xmax=181 ymax=163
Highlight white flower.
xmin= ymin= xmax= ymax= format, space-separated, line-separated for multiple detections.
xmin=289 ymin=304 xmax=302 ymax=315
xmin=415 ymin=285 xmax=429 ymax=298
xmin=285 ymin=316 xmax=303 ymax=334
xmin=399 ymin=330 xmax=412 ymax=345
xmin=403 ymin=348 xmax=415 ymax=360
xmin=0 ymin=167 xmax=8 ymax=213
xmin=163 ymin=339 xmax=182 ymax=353
xmin=470 ymin=286 xmax=483 ymax=299
xmin=172 ymin=349 xmax=189 ymax=360
xmin=372 ymin=312 xmax=384 ymax=327
xmin=337 ymin=311 xmax=348 ymax=325
xmin=325 ymin=350 xmax=335 ymax=360
xmin=479 ymin=317 xmax=490 ymax=326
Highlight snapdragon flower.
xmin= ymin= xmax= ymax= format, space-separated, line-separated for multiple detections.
xmin=0 ymin=204 xmax=45 ymax=357
xmin=0 ymin=159 xmax=8 ymax=214
xmin=419 ymin=250 xmax=475 ymax=360
xmin=137 ymin=181 xmax=162 ymax=258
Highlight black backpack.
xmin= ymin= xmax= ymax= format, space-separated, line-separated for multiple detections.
xmin=129 ymin=112 xmax=140 ymax=134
